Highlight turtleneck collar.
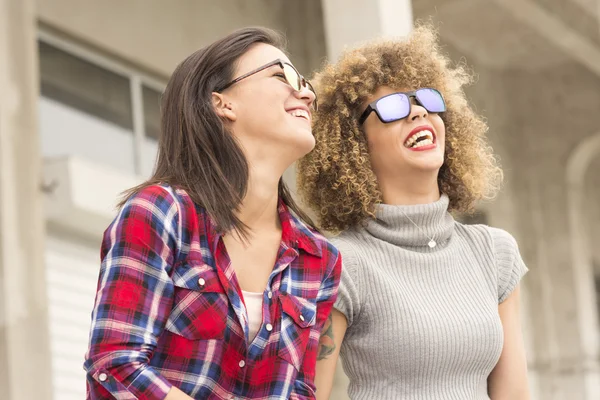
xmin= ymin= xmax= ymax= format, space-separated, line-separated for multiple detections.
xmin=364 ymin=194 xmax=455 ymax=250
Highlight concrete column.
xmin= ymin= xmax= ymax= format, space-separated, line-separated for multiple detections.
xmin=290 ymin=0 xmax=414 ymax=204
xmin=0 ymin=0 xmax=53 ymax=399
xmin=286 ymin=0 xmax=414 ymax=202
xmin=321 ymin=0 xmax=413 ymax=61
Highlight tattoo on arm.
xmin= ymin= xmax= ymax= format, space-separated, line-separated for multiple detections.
xmin=317 ymin=313 xmax=336 ymax=360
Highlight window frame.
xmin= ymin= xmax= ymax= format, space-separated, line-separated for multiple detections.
xmin=38 ymin=29 xmax=166 ymax=176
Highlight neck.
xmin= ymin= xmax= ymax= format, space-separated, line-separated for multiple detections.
xmin=236 ymin=163 xmax=283 ymax=235
xmin=378 ymin=169 xmax=440 ymax=205
xmin=365 ymin=193 xmax=454 ymax=250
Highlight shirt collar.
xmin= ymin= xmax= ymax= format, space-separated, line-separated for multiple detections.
xmin=278 ymin=199 xmax=323 ymax=257
xmin=203 ymin=198 xmax=324 ymax=258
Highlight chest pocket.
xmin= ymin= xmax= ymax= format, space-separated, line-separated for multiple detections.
xmin=277 ymin=292 xmax=317 ymax=371
xmin=166 ymin=261 xmax=229 ymax=340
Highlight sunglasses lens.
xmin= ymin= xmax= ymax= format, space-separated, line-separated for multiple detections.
xmin=416 ymin=88 xmax=446 ymax=113
xmin=306 ymin=82 xmax=318 ymax=110
xmin=376 ymin=94 xmax=410 ymax=122
xmin=283 ymin=63 xmax=318 ymax=109
xmin=283 ymin=64 xmax=301 ymax=91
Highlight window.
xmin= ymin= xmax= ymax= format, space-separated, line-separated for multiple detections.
xmin=143 ymin=85 xmax=162 ymax=141
xmin=38 ymin=32 xmax=165 ymax=177
xmin=141 ymin=85 xmax=162 ymax=175
xmin=39 ymin=42 xmax=134 ymax=130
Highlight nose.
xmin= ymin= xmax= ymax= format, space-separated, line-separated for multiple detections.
xmin=409 ymin=103 xmax=428 ymax=121
xmin=294 ymin=84 xmax=316 ymax=110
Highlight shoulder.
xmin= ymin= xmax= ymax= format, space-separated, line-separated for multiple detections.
xmin=102 ymin=184 xmax=187 ymax=265
xmin=282 ymin=208 xmax=341 ymax=283
xmin=114 ymin=183 xmax=211 ymax=248
xmin=328 ymin=229 xmax=368 ymax=283
xmin=454 ymin=222 xmax=493 ymax=243
xmin=298 ymin=223 xmax=341 ymax=279
xmin=455 ymin=223 xmax=518 ymax=249
xmin=485 ymin=227 xmax=526 ymax=276
xmin=113 ymin=184 xmax=181 ymax=233
xmin=127 ymin=183 xmax=213 ymax=227
xmin=454 ymin=223 xmax=523 ymax=265
xmin=485 ymin=227 xmax=528 ymax=302
xmin=329 ymin=230 xmax=367 ymax=326
xmin=456 ymin=223 xmax=527 ymax=302
xmin=125 ymin=184 xmax=179 ymax=211
xmin=486 ymin=226 xmax=520 ymax=256
xmin=310 ymin=226 xmax=340 ymax=259
xmin=329 ymin=230 xmax=365 ymax=263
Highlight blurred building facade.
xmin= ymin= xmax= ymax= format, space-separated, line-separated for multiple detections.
xmin=0 ymin=0 xmax=599 ymax=399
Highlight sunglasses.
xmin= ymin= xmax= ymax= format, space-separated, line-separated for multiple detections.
xmin=218 ymin=59 xmax=318 ymax=110
xmin=358 ymin=88 xmax=446 ymax=125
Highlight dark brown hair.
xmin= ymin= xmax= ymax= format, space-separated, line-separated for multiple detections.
xmin=121 ymin=27 xmax=315 ymax=236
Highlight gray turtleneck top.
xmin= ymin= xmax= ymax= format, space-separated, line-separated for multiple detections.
xmin=331 ymin=195 xmax=528 ymax=400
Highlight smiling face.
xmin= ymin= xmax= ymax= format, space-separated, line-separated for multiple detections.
xmin=217 ymin=43 xmax=317 ymax=170
xmin=361 ymin=86 xmax=446 ymax=183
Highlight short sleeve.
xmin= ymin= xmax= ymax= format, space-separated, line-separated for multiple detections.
xmin=489 ymin=227 xmax=528 ymax=303
xmin=330 ymin=237 xmax=362 ymax=328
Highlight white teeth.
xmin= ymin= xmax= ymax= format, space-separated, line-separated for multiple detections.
xmin=413 ymin=138 xmax=433 ymax=147
xmin=289 ymin=109 xmax=309 ymax=120
xmin=404 ymin=130 xmax=434 ymax=148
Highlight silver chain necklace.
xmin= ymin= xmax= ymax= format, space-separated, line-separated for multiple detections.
xmin=401 ymin=210 xmax=437 ymax=248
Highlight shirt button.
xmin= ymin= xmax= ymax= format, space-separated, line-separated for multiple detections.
xmin=267 ymin=291 xmax=272 ymax=299
xmin=266 ymin=323 xmax=273 ymax=332
xmin=239 ymin=360 xmax=246 ymax=368
xmin=98 ymin=372 xmax=108 ymax=382
xmin=198 ymin=278 xmax=205 ymax=287
xmin=299 ymin=314 xmax=305 ymax=322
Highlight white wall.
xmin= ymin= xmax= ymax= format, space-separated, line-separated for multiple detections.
xmin=36 ymin=0 xmax=327 ymax=77
xmin=46 ymin=235 xmax=100 ymax=400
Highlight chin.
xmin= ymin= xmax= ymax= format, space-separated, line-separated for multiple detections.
xmin=294 ymin=130 xmax=316 ymax=155
xmin=409 ymin=159 xmax=444 ymax=172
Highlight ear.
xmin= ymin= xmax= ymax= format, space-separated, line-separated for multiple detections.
xmin=212 ymin=92 xmax=237 ymax=122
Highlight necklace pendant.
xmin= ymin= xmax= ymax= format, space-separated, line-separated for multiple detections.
xmin=428 ymin=239 xmax=437 ymax=248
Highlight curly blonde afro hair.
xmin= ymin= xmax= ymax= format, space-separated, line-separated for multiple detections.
xmin=297 ymin=24 xmax=503 ymax=233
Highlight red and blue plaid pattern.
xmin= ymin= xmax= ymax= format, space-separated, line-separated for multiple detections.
xmin=84 ymin=184 xmax=341 ymax=399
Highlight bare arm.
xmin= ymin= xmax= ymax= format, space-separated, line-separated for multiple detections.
xmin=165 ymin=387 xmax=194 ymax=400
xmin=488 ymin=285 xmax=530 ymax=399
xmin=315 ymin=309 xmax=348 ymax=400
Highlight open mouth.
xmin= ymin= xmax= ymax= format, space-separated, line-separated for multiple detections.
xmin=288 ymin=109 xmax=310 ymax=121
xmin=404 ymin=129 xmax=435 ymax=149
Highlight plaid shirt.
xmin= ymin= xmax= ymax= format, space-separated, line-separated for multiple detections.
xmin=84 ymin=184 xmax=341 ymax=400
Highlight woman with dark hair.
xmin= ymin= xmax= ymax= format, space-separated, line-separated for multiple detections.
xmin=84 ymin=27 xmax=341 ymax=400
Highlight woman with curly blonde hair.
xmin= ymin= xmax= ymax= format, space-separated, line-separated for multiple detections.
xmin=298 ymin=25 xmax=529 ymax=399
